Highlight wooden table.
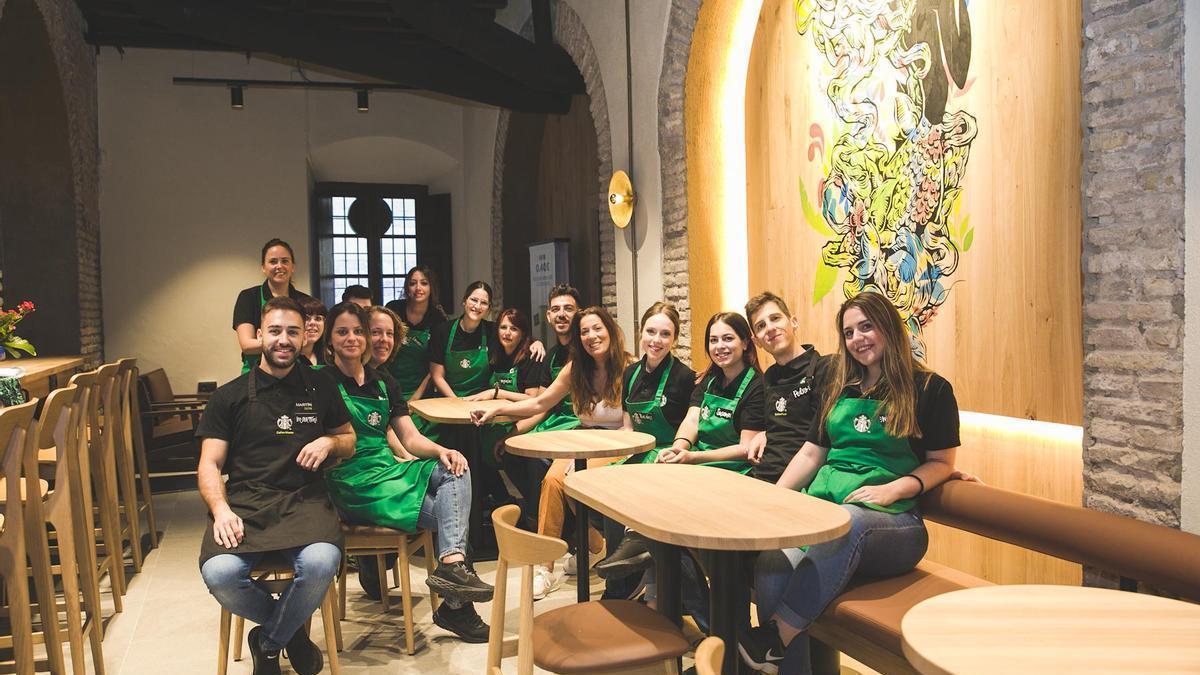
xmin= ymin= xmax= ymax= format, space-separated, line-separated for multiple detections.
xmin=407 ymin=397 xmax=518 ymax=557
xmin=902 ymin=584 xmax=1200 ymax=674
xmin=505 ymin=429 xmax=655 ymax=601
xmin=565 ymin=463 xmax=851 ymax=673
xmin=10 ymin=356 xmax=85 ymax=400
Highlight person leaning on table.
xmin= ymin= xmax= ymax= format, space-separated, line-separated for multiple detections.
xmin=198 ymin=295 xmax=355 ymax=675
xmin=738 ymin=291 xmax=962 ymax=675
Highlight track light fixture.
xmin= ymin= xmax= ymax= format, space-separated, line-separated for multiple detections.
xmin=230 ymin=85 xmax=244 ymax=109
xmin=357 ymin=89 xmax=369 ymax=112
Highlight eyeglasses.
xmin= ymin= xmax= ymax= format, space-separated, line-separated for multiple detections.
xmin=466 ymin=297 xmax=490 ymax=308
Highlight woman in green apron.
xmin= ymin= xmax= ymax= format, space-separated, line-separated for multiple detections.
xmin=320 ymin=302 xmax=496 ymax=643
xmin=298 ymin=296 xmax=327 ymax=368
xmin=232 ymin=238 xmax=313 ymax=373
xmin=384 ymin=265 xmax=447 ymax=400
xmin=618 ymin=302 xmax=697 ymax=464
xmin=742 ymin=292 xmax=961 ymax=674
xmin=656 ymin=311 xmax=765 ymax=473
xmin=463 ymin=308 xmax=542 ymax=466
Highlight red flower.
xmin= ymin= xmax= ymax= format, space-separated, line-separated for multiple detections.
xmin=17 ymin=301 xmax=34 ymax=313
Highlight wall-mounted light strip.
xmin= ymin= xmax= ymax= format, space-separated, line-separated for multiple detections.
xmin=959 ymin=410 xmax=1083 ymax=445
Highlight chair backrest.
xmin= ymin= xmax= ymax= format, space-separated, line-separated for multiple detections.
xmin=922 ymin=480 xmax=1200 ymax=601
xmin=492 ymin=503 xmax=569 ymax=566
xmin=0 ymin=399 xmax=38 ymax=669
xmin=114 ymin=359 xmax=137 ymax=454
xmin=693 ymin=636 xmax=724 ymax=675
xmin=37 ymin=385 xmax=79 ymax=495
xmin=141 ymin=368 xmax=174 ymax=404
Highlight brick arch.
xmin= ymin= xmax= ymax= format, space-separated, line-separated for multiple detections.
xmin=0 ymin=0 xmax=101 ymax=365
xmin=491 ymin=2 xmax=615 ymax=314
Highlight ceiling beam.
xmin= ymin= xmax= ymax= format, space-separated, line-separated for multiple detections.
xmin=122 ymin=0 xmax=575 ymax=112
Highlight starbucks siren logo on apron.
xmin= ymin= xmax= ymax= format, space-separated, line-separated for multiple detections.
xmin=853 ymin=414 xmax=871 ymax=433
xmin=700 ymin=405 xmax=711 ymax=421
xmin=459 ymin=358 xmax=470 ymax=369
xmin=775 ymin=397 xmax=788 ymax=414
xmin=366 ymin=411 xmax=383 ymax=427
xmin=277 ymin=414 xmax=293 ymax=432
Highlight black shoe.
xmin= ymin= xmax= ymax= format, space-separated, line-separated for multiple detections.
xmin=357 ymin=555 xmax=383 ymax=601
xmin=283 ymin=627 xmax=323 ymax=675
xmin=247 ymin=626 xmax=283 ymax=675
xmin=432 ymin=603 xmax=490 ymax=644
xmin=426 ymin=560 xmax=494 ymax=603
xmin=737 ymin=624 xmax=785 ymax=675
xmin=595 ymin=531 xmax=652 ymax=580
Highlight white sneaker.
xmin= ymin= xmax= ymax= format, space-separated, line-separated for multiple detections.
xmin=531 ymin=565 xmax=560 ymax=600
xmin=564 ymin=551 xmax=602 ymax=576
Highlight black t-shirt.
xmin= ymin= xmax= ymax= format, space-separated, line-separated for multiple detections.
xmin=622 ymin=354 xmax=696 ymax=431
xmin=755 ymin=348 xmax=831 ymax=482
xmin=689 ymin=368 xmax=766 ymax=433
xmin=196 ymin=366 xmax=352 ymax=464
xmin=232 ymin=281 xmax=312 ymax=330
xmin=807 ymin=371 xmax=960 ymax=462
xmin=384 ymin=298 xmax=448 ymax=333
xmin=537 ymin=342 xmax=572 ymax=388
xmin=427 ymin=317 xmax=504 ymax=365
xmin=493 ymin=350 xmax=547 ymax=392
xmin=319 ymin=366 xmax=410 ymax=419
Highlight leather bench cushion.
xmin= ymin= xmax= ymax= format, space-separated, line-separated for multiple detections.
xmin=819 ymin=560 xmax=991 ymax=654
xmin=152 ymin=416 xmax=193 ymax=439
xmin=532 ymin=599 xmax=690 ymax=673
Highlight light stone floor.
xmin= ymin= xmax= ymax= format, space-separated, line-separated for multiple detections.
xmin=40 ymin=491 xmax=874 ymax=674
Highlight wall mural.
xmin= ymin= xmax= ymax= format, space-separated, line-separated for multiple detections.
xmin=797 ymin=0 xmax=975 ymax=358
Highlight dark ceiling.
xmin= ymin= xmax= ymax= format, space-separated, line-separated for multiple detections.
xmin=76 ymin=0 xmax=584 ymax=112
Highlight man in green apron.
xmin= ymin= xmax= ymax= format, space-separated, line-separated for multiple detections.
xmin=199 ymin=296 xmax=355 ymax=675
xmin=744 ymin=292 xmax=829 ymax=484
xmin=232 ymin=239 xmax=312 ymax=374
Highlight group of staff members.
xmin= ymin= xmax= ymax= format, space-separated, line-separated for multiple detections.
xmin=210 ymin=237 xmax=969 ymax=675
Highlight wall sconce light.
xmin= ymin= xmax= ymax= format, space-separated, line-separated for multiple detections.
xmin=230 ymin=85 xmax=244 ymax=109
xmin=608 ymin=170 xmax=636 ymax=228
xmin=357 ymin=89 xmax=369 ymax=112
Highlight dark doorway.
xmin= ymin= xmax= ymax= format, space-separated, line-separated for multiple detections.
xmin=501 ymin=94 xmax=600 ymax=318
xmin=0 ymin=0 xmax=81 ymax=357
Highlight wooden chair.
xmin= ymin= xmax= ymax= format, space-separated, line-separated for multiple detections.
xmin=135 ymin=368 xmax=205 ymax=477
xmin=487 ymin=504 xmax=690 ymax=674
xmin=74 ymin=368 xmax=128 ymax=609
xmin=693 ymin=636 xmax=724 ymax=675
xmin=95 ymin=362 xmax=144 ymax=576
xmin=337 ymin=523 xmax=439 ymax=655
xmin=216 ymin=558 xmax=341 ymax=675
xmin=0 ymin=400 xmax=38 ymax=675
xmin=115 ymin=358 xmax=159 ymax=549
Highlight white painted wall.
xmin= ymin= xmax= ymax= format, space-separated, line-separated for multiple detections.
xmin=1183 ymin=0 xmax=1199 ymax=534
xmin=99 ymin=49 xmax=470 ymax=391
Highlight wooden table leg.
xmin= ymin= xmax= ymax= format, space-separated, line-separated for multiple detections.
xmin=573 ymin=458 xmax=590 ymax=603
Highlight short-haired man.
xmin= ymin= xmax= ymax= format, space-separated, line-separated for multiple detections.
xmin=341 ymin=284 xmax=373 ymax=308
xmin=745 ymin=292 xmax=829 ymax=485
xmin=198 ymin=296 xmax=356 ymax=675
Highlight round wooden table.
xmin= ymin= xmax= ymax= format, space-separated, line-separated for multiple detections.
xmin=901 ymin=584 xmax=1200 ymax=674
xmin=505 ymin=429 xmax=655 ymax=601
xmin=565 ymin=463 xmax=851 ymax=673
xmin=406 ymin=397 xmax=518 ymax=557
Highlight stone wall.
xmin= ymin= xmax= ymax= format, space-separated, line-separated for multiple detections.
xmin=1082 ymin=0 xmax=1185 ymax=528
xmin=492 ymin=2 xmax=615 ymax=315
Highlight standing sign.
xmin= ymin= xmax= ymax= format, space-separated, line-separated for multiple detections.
xmin=529 ymin=239 xmax=570 ymax=345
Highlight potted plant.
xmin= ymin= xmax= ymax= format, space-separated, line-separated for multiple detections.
xmin=0 ymin=301 xmax=37 ymax=359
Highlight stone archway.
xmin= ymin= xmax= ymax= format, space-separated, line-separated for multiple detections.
xmin=0 ymin=0 xmax=101 ymax=364
xmin=491 ymin=2 xmax=614 ymax=315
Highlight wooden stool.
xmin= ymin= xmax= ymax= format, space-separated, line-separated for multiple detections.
xmin=0 ymin=400 xmax=38 ymax=675
xmin=216 ymin=559 xmax=341 ymax=675
xmin=486 ymin=504 xmax=690 ymax=674
xmin=693 ymin=636 xmax=724 ymax=675
xmin=97 ymin=362 xmax=143 ymax=574
xmin=115 ymin=358 xmax=159 ymax=551
xmin=338 ymin=523 xmax=439 ymax=655
xmin=75 ymin=368 xmax=128 ymax=610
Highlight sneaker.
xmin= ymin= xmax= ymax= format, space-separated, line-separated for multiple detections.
xmin=531 ymin=565 xmax=561 ymax=600
xmin=425 ymin=560 xmax=495 ymax=603
xmin=595 ymin=531 xmax=652 ymax=580
xmin=432 ymin=603 xmax=490 ymax=644
xmin=564 ymin=550 xmax=602 ymax=576
xmin=737 ymin=624 xmax=785 ymax=675
xmin=283 ymin=627 xmax=323 ymax=675
xmin=247 ymin=626 xmax=283 ymax=675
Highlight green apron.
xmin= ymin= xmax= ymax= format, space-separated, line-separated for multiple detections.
xmin=531 ymin=347 xmax=580 ymax=433
xmin=240 ymin=286 xmax=266 ymax=373
xmin=694 ymin=369 xmax=755 ymax=474
xmin=326 ymin=380 xmax=437 ymax=532
xmin=387 ymin=323 xmax=432 ymax=399
xmin=444 ymin=319 xmax=492 ymax=397
xmin=805 ymin=397 xmax=920 ymax=513
xmin=479 ymin=364 xmax=520 ymax=469
xmin=618 ymin=359 xmax=676 ymax=465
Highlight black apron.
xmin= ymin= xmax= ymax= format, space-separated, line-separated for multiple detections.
xmin=756 ymin=351 xmax=821 ymax=483
xmin=199 ymin=367 xmax=344 ymax=564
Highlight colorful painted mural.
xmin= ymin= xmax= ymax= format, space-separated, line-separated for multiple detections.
xmin=797 ymin=0 xmax=975 ymax=357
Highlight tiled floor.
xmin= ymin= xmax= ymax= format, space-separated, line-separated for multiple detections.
xmin=44 ymin=491 xmax=874 ymax=674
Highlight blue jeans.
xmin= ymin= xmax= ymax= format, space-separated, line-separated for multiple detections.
xmin=200 ymin=542 xmax=341 ymax=652
xmin=417 ymin=464 xmax=471 ymax=561
xmin=755 ymin=504 xmax=928 ymax=674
